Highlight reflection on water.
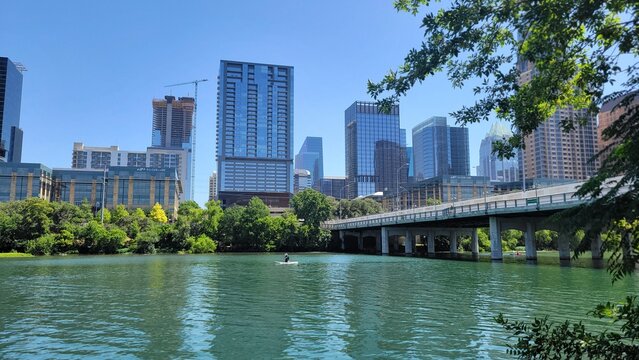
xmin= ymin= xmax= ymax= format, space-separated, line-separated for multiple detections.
xmin=0 ymin=254 xmax=636 ymax=359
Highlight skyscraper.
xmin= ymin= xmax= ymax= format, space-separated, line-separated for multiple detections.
xmin=478 ymin=122 xmax=519 ymax=182
xmin=597 ymin=92 xmax=638 ymax=167
xmin=216 ymin=60 xmax=294 ymax=207
xmin=412 ymin=116 xmax=469 ymax=181
xmin=0 ymin=57 xmax=24 ymax=163
xmin=345 ymin=101 xmax=404 ymax=198
xmin=209 ymin=172 xmax=217 ymax=201
xmin=152 ymin=96 xmax=194 ymax=148
xmin=151 ymin=96 xmax=194 ymax=200
xmin=294 ymin=136 xmax=323 ymax=188
xmin=518 ymin=61 xmax=598 ymax=181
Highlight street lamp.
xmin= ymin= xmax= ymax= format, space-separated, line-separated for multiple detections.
xmin=396 ymin=163 xmax=409 ymax=211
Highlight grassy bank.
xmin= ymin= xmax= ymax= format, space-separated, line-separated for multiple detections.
xmin=0 ymin=252 xmax=34 ymax=258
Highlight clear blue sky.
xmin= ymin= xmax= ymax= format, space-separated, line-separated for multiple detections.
xmin=1 ymin=0 xmax=494 ymax=205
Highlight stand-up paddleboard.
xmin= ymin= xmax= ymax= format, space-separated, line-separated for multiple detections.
xmin=276 ymin=261 xmax=299 ymax=265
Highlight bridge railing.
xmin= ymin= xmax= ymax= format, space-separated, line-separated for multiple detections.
xmin=323 ymin=186 xmax=587 ymax=230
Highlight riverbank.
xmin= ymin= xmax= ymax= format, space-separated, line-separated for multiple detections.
xmin=0 ymin=252 xmax=33 ymax=258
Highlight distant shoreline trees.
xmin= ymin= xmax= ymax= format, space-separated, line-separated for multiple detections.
xmin=0 ymin=189 xmax=348 ymax=256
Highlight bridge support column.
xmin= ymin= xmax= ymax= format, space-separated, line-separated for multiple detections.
xmin=381 ymin=227 xmax=389 ymax=255
xmin=357 ymin=232 xmax=363 ymax=251
xmin=525 ymin=222 xmax=537 ymax=261
xmin=449 ymin=230 xmax=457 ymax=254
xmin=591 ymin=233 xmax=602 ymax=259
xmin=558 ymin=234 xmax=571 ymax=264
xmin=591 ymin=233 xmax=604 ymax=268
xmin=471 ymin=228 xmax=479 ymax=257
xmin=427 ymin=231 xmax=435 ymax=257
xmin=489 ymin=216 xmax=503 ymax=261
xmin=339 ymin=230 xmax=345 ymax=251
xmin=405 ymin=230 xmax=413 ymax=255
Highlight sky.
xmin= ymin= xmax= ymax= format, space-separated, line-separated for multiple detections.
xmin=1 ymin=0 xmax=495 ymax=205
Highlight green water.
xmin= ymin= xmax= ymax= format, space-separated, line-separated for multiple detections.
xmin=0 ymin=254 xmax=636 ymax=359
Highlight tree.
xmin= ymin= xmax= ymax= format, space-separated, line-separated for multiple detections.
xmin=187 ymin=234 xmax=217 ymax=254
xmin=149 ymin=203 xmax=168 ymax=223
xmin=369 ymin=0 xmax=638 ymax=268
xmin=291 ymin=189 xmax=332 ymax=228
xmin=202 ymin=200 xmax=223 ymax=239
xmin=240 ymin=197 xmax=271 ymax=250
xmin=368 ymin=1 xmax=639 ymax=356
xmin=218 ymin=205 xmax=244 ymax=250
xmin=111 ymin=205 xmax=129 ymax=225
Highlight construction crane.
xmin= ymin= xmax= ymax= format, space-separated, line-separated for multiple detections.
xmin=165 ymin=79 xmax=208 ymax=201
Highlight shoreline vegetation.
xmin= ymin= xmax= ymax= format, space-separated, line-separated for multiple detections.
xmin=1 ymin=188 xmax=588 ymax=258
xmin=0 ymin=189 xmax=340 ymax=256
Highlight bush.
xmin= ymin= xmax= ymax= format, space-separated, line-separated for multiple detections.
xmin=77 ymin=221 xmax=108 ymax=254
xmin=187 ymin=234 xmax=217 ymax=254
xmin=26 ymin=234 xmax=56 ymax=255
xmin=99 ymin=227 xmax=127 ymax=254
xmin=135 ymin=229 xmax=159 ymax=254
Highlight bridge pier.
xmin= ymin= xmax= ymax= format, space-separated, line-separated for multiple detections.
xmin=405 ymin=230 xmax=413 ymax=255
xmin=558 ymin=234 xmax=571 ymax=265
xmin=339 ymin=230 xmax=345 ymax=251
xmin=381 ymin=227 xmax=389 ymax=255
xmin=489 ymin=216 xmax=503 ymax=261
xmin=525 ymin=222 xmax=537 ymax=261
xmin=591 ymin=234 xmax=603 ymax=268
xmin=357 ymin=232 xmax=364 ymax=251
xmin=449 ymin=231 xmax=458 ymax=254
xmin=471 ymin=228 xmax=479 ymax=258
xmin=427 ymin=231 xmax=436 ymax=257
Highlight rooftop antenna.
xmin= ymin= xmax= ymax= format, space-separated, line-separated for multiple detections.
xmin=165 ymin=79 xmax=208 ymax=201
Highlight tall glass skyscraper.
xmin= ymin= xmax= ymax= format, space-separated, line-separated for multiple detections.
xmin=294 ymin=136 xmax=323 ymax=188
xmin=216 ymin=60 xmax=294 ymax=207
xmin=478 ymin=122 xmax=519 ymax=182
xmin=345 ymin=101 xmax=405 ymax=198
xmin=0 ymin=57 xmax=24 ymax=163
xmin=412 ymin=116 xmax=469 ymax=180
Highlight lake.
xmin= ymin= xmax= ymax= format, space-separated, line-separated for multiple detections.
xmin=0 ymin=254 xmax=636 ymax=359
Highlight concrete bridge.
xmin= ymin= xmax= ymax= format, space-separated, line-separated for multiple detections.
xmin=323 ymin=180 xmax=606 ymax=264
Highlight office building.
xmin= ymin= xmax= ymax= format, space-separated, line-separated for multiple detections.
xmin=52 ymin=166 xmax=181 ymax=217
xmin=293 ymin=169 xmax=312 ymax=193
xmin=598 ymin=92 xmax=638 ymax=167
xmin=209 ymin=172 xmax=217 ymax=201
xmin=0 ymin=163 xmax=181 ymax=217
xmin=518 ymin=61 xmax=598 ymax=181
xmin=345 ymin=101 xmax=405 ymax=198
xmin=71 ymin=142 xmax=189 ymax=202
xmin=317 ymin=176 xmax=347 ymax=199
xmin=216 ymin=60 xmax=294 ymax=207
xmin=406 ymin=146 xmax=414 ymax=183
xmin=412 ymin=116 xmax=469 ymax=180
xmin=0 ymin=162 xmax=53 ymax=202
xmin=382 ymin=175 xmax=491 ymax=210
xmin=294 ymin=136 xmax=323 ymax=187
xmin=478 ymin=122 xmax=519 ymax=182
xmin=0 ymin=57 xmax=24 ymax=163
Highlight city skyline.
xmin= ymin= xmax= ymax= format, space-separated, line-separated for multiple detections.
xmin=1 ymin=1 xmax=498 ymax=205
